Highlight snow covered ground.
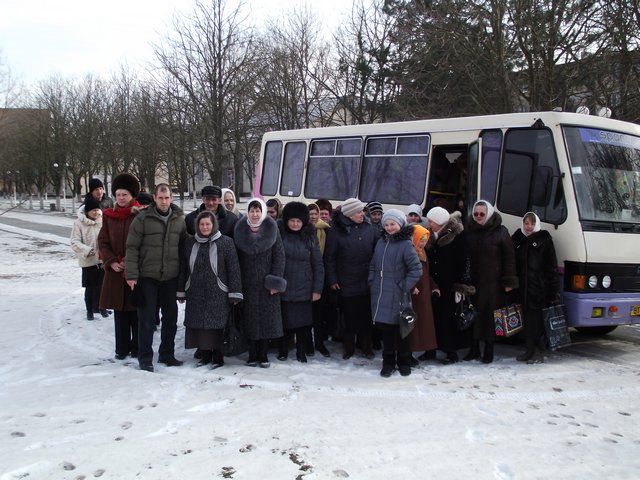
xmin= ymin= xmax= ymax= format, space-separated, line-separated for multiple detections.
xmin=1 ymin=205 xmax=640 ymax=479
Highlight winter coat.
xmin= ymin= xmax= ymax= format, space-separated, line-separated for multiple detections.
xmin=185 ymin=204 xmax=238 ymax=238
xmin=466 ymin=212 xmax=518 ymax=341
xmin=98 ymin=202 xmax=140 ymax=311
xmin=408 ymin=261 xmax=438 ymax=352
xmin=324 ymin=211 xmax=379 ymax=297
xmin=427 ymin=211 xmax=472 ymax=351
xmin=70 ymin=209 xmax=103 ymax=267
xmin=314 ymin=219 xmax=330 ymax=254
xmin=125 ymin=204 xmax=186 ymax=282
xmin=511 ymin=229 xmax=560 ymax=310
xmin=369 ymin=226 xmax=423 ymax=326
xmin=279 ymin=222 xmax=325 ymax=303
xmin=177 ymin=233 xmax=243 ymax=330
xmin=234 ymin=217 xmax=286 ymax=340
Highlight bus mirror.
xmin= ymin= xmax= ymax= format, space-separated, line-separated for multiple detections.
xmin=532 ymin=166 xmax=553 ymax=206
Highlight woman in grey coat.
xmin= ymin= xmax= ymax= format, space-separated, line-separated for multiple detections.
xmin=177 ymin=211 xmax=243 ymax=368
xmin=369 ymin=209 xmax=422 ymax=377
xmin=234 ymin=198 xmax=286 ymax=368
xmin=277 ymin=202 xmax=325 ymax=363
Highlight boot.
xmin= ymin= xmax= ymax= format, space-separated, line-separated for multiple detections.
xmin=526 ymin=348 xmax=544 ymax=364
xmin=418 ymin=350 xmax=436 ymax=362
xmin=463 ymin=341 xmax=481 ymax=361
xmin=86 ymin=311 xmax=94 ymax=321
xmin=359 ymin=334 xmax=375 ymax=360
xmin=408 ymin=355 xmax=419 ymax=367
xmin=100 ymin=309 xmax=110 ymax=318
xmin=296 ymin=342 xmax=307 ymax=363
xmin=482 ymin=341 xmax=494 ymax=364
xmin=246 ymin=341 xmax=259 ymax=367
xmin=258 ymin=340 xmax=270 ymax=368
xmin=196 ymin=350 xmax=213 ymax=367
xmin=440 ymin=351 xmax=459 ymax=365
xmin=315 ymin=338 xmax=330 ymax=357
xmin=211 ymin=350 xmax=224 ymax=369
xmin=342 ymin=339 xmax=355 ymax=360
xmin=380 ymin=353 xmax=396 ymax=378
xmin=277 ymin=336 xmax=288 ymax=361
xmin=398 ymin=354 xmax=412 ymax=376
xmin=516 ymin=347 xmax=535 ymax=362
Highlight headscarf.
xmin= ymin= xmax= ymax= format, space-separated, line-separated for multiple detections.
xmin=412 ymin=224 xmax=430 ymax=262
xmin=246 ymin=197 xmax=267 ymax=229
xmin=472 ymin=200 xmax=495 ymax=223
xmin=522 ymin=211 xmax=541 ymax=236
xmin=221 ymin=188 xmax=240 ymax=216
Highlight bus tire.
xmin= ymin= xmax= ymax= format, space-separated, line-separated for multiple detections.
xmin=575 ymin=326 xmax=617 ymax=336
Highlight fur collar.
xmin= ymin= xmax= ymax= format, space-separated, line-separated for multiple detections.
xmin=383 ymin=224 xmax=414 ymax=242
xmin=314 ymin=219 xmax=330 ymax=231
xmin=434 ymin=211 xmax=463 ymax=247
xmin=234 ymin=215 xmax=278 ymax=254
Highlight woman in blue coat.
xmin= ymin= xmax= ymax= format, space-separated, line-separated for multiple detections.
xmin=369 ymin=209 xmax=422 ymax=377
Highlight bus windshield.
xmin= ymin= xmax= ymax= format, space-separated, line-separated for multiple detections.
xmin=564 ymin=126 xmax=640 ymax=224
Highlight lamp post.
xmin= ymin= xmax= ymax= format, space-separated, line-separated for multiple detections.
xmin=53 ymin=163 xmax=61 ymax=211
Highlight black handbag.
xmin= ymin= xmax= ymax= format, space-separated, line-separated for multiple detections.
xmin=456 ymin=298 xmax=477 ymax=331
xmin=398 ymin=291 xmax=417 ymax=339
xmin=542 ymin=304 xmax=571 ymax=350
xmin=223 ymin=304 xmax=248 ymax=357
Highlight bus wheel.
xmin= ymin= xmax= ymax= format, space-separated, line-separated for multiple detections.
xmin=575 ymin=326 xmax=617 ymax=336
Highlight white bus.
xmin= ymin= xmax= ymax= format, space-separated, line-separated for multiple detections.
xmin=254 ymin=112 xmax=640 ymax=334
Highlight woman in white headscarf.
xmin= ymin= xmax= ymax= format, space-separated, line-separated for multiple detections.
xmin=233 ymin=198 xmax=286 ymax=368
xmin=511 ymin=212 xmax=560 ymax=364
xmin=221 ymin=188 xmax=241 ymax=217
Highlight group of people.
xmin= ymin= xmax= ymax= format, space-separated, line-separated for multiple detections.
xmin=70 ymin=174 xmax=560 ymax=377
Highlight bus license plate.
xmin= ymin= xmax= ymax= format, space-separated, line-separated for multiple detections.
xmin=632 ymin=305 xmax=640 ymax=316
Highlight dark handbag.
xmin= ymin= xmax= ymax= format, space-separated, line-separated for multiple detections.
xmin=456 ymin=298 xmax=477 ymax=331
xmin=543 ymin=304 xmax=571 ymax=350
xmin=398 ymin=291 xmax=417 ymax=339
xmin=223 ymin=304 xmax=248 ymax=357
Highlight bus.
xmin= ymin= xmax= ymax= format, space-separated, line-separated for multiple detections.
xmin=254 ymin=112 xmax=640 ymax=334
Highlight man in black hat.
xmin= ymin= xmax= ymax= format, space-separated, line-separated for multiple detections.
xmin=185 ymin=185 xmax=238 ymax=238
xmin=86 ymin=178 xmax=113 ymax=210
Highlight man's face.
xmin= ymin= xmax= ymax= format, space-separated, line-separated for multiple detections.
xmin=267 ymin=207 xmax=278 ymax=219
xmin=369 ymin=211 xmax=382 ymax=224
xmin=319 ymin=209 xmax=331 ymax=223
xmin=91 ymin=187 xmax=104 ymax=201
xmin=203 ymin=196 xmax=221 ymax=212
xmin=407 ymin=213 xmax=421 ymax=224
xmin=154 ymin=189 xmax=172 ymax=213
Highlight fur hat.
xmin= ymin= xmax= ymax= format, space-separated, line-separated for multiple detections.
xmin=366 ymin=201 xmax=383 ymax=214
xmin=341 ymin=198 xmax=366 ymax=218
xmin=316 ymin=198 xmax=333 ymax=213
xmin=88 ymin=178 xmax=103 ymax=192
xmin=426 ymin=206 xmax=450 ymax=226
xmin=84 ymin=195 xmax=101 ymax=212
xmin=382 ymin=209 xmax=406 ymax=228
xmin=136 ymin=192 xmax=154 ymax=206
xmin=111 ymin=173 xmax=140 ymax=198
xmin=282 ymin=201 xmax=310 ymax=227
xmin=201 ymin=185 xmax=222 ymax=198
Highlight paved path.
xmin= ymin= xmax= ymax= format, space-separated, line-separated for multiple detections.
xmin=0 ymin=215 xmax=72 ymax=238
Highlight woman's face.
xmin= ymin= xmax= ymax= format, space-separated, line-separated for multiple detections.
xmin=308 ymin=209 xmax=319 ymax=224
xmin=248 ymin=206 xmax=263 ymax=224
xmin=523 ymin=217 xmax=536 ymax=235
xmin=224 ymin=192 xmax=235 ymax=210
xmin=86 ymin=208 xmax=101 ymax=220
xmin=473 ymin=205 xmax=488 ymax=225
xmin=287 ymin=218 xmax=303 ymax=231
xmin=349 ymin=211 xmax=365 ymax=224
xmin=115 ymin=189 xmax=132 ymax=208
xmin=319 ymin=209 xmax=331 ymax=223
xmin=416 ymin=237 xmax=428 ymax=249
xmin=384 ymin=219 xmax=401 ymax=235
xmin=428 ymin=219 xmax=443 ymax=233
xmin=198 ymin=217 xmax=213 ymax=236
xmin=267 ymin=206 xmax=278 ymax=219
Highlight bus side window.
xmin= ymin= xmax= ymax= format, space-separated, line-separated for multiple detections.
xmin=304 ymin=138 xmax=362 ymax=200
xmin=280 ymin=141 xmax=306 ymax=197
xmin=480 ymin=130 xmax=502 ymax=204
xmin=261 ymin=141 xmax=283 ymax=196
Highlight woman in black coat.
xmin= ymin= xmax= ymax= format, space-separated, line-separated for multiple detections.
xmin=324 ymin=198 xmax=379 ymax=359
xmin=511 ymin=212 xmax=560 ymax=364
xmin=278 ymin=202 xmax=325 ymax=363
xmin=234 ymin=198 xmax=286 ymax=368
xmin=177 ymin=211 xmax=243 ymax=368
xmin=466 ymin=201 xmax=518 ymax=363
xmin=424 ymin=208 xmax=475 ymax=364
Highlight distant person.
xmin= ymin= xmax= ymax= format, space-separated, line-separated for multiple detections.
xmin=365 ymin=201 xmax=384 ymax=233
xmin=186 ymin=186 xmax=238 ymax=238
xmin=85 ymin=178 xmax=113 ymax=210
xmin=406 ymin=204 xmax=425 ymax=225
xmin=316 ymin=198 xmax=333 ymax=225
xmin=70 ymin=195 xmax=106 ymax=320
xmin=222 ymin=188 xmax=241 ymax=217
xmin=98 ymin=173 xmax=141 ymax=360
xmin=125 ymin=183 xmax=187 ymax=372
xmin=266 ymin=198 xmax=282 ymax=220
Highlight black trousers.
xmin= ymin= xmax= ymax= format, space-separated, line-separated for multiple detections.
xmin=339 ymin=294 xmax=372 ymax=341
xmin=84 ymin=285 xmax=101 ymax=313
xmin=136 ymin=277 xmax=178 ymax=365
xmin=377 ymin=323 xmax=410 ymax=367
xmin=524 ymin=307 xmax=543 ymax=349
xmin=114 ymin=310 xmax=138 ymax=356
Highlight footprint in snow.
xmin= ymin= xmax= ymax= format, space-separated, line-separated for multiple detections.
xmin=239 ymin=444 xmax=255 ymax=453
xmin=121 ymin=421 xmax=133 ymax=430
xmin=333 ymin=470 xmax=349 ymax=478
xmin=10 ymin=431 xmax=26 ymax=437
xmin=493 ymin=463 xmax=515 ymax=480
xmin=93 ymin=469 xmax=105 ymax=477
xmin=62 ymin=461 xmax=76 ymax=471
xmin=465 ymin=428 xmax=485 ymax=443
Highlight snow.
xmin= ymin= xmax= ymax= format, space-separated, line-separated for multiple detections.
xmin=1 ymin=206 xmax=640 ymax=479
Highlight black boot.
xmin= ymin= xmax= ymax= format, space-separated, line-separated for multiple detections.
xmin=359 ymin=334 xmax=375 ymax=360
xmin=100 ymin=309 xmax=110 ymax=318
xmin=246 ymin=341 xmax=259 ymax=367
xmin=86 ymin=311 xmax=94 ymax=321
xmin=463 ymin=341 xmax=481 ymax=361
xmin=258 ymin=340 xmax=270 ymax=368
xmin=342 ymin=338 xmax=355 ymax=360
xmin=526 ymin=348 xmax=544 ymax=364
xmin=516 ymin=347 xmax=535 ymax=362
xmin=277 ymin=336 xmax=288 ymax=361
xmin=440 ymin=351 xmax=459 ymax=365
xmin=380 ymin=353 xmax=396 ymax=378
xmin=211 ymin=349 xmax=224 ymax=369
xmin=408 ymin=355 xmax=419 ymax=367
xmin=315 ymin=338 xmax=330 ymax=357
xmin=418 ymin=349 xmax=436 ymax=362
xmin=196 ymin=350 xmax=213 ymax=367
xmin=482 ymin=341 xmax=494 ymax=364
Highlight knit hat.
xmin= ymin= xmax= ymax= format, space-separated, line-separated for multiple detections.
xmin=406 ymin=204 xmax=423 ymax=217
xmin=472 ymin=200 xmax=495 ymax=222
xmin=366 ymin=201 xmax=383 ymax=214
xmin=136 ymin=192 xmax=154 ymax=206
xmin=88 ymin=178 xmax=103 ymax=192
xmin=382 ymin=208 xmax=406 ymax=228
xmin=426 ymin=206 xmax=450 ymax=226
xmin=282 ymin=201 xmax=310 ymax=227
xmin=201 ymin=185 xmax=222 ymax=198
xmin=341 ymin=198 xmax=365 ymax=218
xmin=84 ymin=195 xmax=101 ymax=212
xmin=112 ymin=173 xmax=140 ymax=198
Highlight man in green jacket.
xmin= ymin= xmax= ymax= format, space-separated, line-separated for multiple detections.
xmin=126 ymin=183 xmax=186 ymax=372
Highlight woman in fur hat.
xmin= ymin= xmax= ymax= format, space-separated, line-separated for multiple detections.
xmin=233 ymin=198 xmax=286 ymax=368
xmin=511 ymin=212 xmax=560 ymax=364
xmin=177 ymin=211 xmax=243 ymax=369
xmin=465 ymin=200 xmax=518 ymax=364
xmin=369 ymin=209 xmax=422 ymax=377
xmin=277 ymin=202 xmax=324 ymax=363
xmin=70 ymin=195 xmax=104 ymax=320
xmin=98 ymin=173 xmax=141 ymax=360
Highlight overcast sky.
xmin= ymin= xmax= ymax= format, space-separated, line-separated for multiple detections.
xmin=0 ymin=0 xmax=352 ymax=86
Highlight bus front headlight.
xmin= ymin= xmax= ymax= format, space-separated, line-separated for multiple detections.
xmin=602 ymin=275 xmax=612 ymax=288
xmin=588 ymin=275 xmax=598 ymax=288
